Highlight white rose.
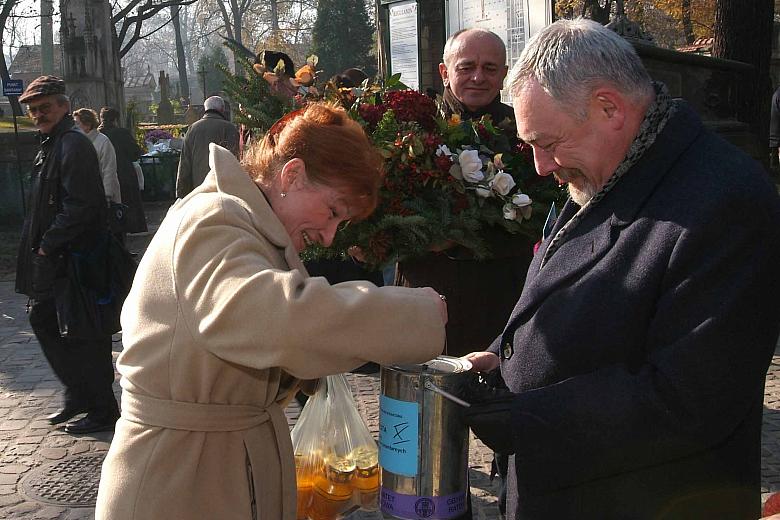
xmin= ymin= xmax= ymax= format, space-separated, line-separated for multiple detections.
xmin=436 ymin=144 xmax=452 ymax=157
xmin=490 ymin=171 xmax=516 ymax=196
xmin=476 ymin=186 xmax=493 ymax=198
xmin=518 ymin=205 xmax=533 ymax=220
xmin=502 ymin=203 xmax=517 ymax=220
xmin=459 ymin=149 xmax=484 ymax=183
xmin=511 ymin=193 xmax=532 ymax=206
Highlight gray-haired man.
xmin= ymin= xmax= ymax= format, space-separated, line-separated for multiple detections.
xmin=175 ymin=95 xmax=239 ymax=198
xmin=463 ymin=18 xmax=780 ymax=520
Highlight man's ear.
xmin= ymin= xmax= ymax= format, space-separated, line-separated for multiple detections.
xmin=279 ymin=158 xmax=307 ymax=193
xmin=592 ymin=88 xmax=625 ymax=130
xmin=439 ymin=63 xmax=449 ymax=86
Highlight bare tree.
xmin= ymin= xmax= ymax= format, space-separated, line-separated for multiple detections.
xmin=171 ymin=4 xmax=190 ymax=102
xmin=113 ymin=0 xmax=197 ymax=59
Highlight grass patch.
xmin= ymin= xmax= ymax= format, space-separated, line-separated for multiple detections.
xmin=0 ymin=117 xmax=35 ymax=132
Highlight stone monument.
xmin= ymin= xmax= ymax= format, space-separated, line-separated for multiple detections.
xmin=156 ymin=71 xmax=174 ymax=124
xmin=60 ymin=0 xmax=124 ymax=112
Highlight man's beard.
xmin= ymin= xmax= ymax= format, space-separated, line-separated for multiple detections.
xmin=554 ymin=168 xmax=599 ymax=206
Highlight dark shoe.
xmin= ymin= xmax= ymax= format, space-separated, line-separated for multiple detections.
xmin=46 ymin=405 xmax=87 ymax=425
xmin=64 ymin=414 xmax=118 ymax=434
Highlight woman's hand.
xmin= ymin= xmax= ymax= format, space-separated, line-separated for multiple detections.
xmin=463 ymin=351 xmax=499 ymax=372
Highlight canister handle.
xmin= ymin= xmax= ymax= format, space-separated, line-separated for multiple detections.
xmin=423 ymin=380 xmax=471 ymax=408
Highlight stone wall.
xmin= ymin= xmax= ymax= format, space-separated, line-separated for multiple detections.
xmin=0 ymin=131 xmax=38 ymax=224
xmin=635 ymin=41 xmax=763 ymax=162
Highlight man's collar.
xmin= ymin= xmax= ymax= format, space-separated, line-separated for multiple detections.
xmin=39 ymin=114 xmax=75 ymax=140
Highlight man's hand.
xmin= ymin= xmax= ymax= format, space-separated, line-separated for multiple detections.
xmin=461 ymin=372 xmax=516 ymax=454
xmin=463 ymin=351 xmax=499 ymax=372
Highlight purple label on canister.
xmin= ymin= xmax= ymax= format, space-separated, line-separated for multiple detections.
xmin=380 ymin=487 xmax=467 ymax=519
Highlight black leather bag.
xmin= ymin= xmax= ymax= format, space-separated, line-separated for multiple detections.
xmin=58 ymin=232 xmax=137 ymax=337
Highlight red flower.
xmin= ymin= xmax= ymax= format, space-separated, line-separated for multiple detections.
xmin=383 ymin=90 xmax=437 ymax=130
xmin=435 ymin=154 xmax=453 ymax=172
xmin=358 ymin=103 xmax=387 ymax=129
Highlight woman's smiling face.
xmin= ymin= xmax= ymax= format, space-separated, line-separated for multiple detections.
xmin=272 ymin=159 xmax=351 ymax=252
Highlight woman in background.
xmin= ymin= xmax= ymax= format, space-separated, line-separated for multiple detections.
xmin=74 ymin=108 xmax=121 ymax=208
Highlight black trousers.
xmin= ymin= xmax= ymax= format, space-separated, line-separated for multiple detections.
xmin=29 ymin=299 xmax=118 ymax=419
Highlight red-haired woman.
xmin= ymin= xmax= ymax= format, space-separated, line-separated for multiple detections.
xmin=95 ymin=102 xmax=447 ymax=520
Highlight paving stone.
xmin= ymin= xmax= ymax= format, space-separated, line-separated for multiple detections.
xmin=0 ymin=493 xmax=23 ymax=507
xmin=0 ymin=464 xmax=29 ymax=475
xmin=6 ymin=445 xmax=36 ymax=456
xmin=34 ymin=506 xmax=67 ymax=519
xmin=69 ymin=442 xmax=91 ymax=455
xmin=0 ymin=473 xmax=18 ymax=485
xmin=16 ymin=436 xmax=44 ymax=445
xmin=0 ymin=420 xmax=29 ymax=432
xmin=8 ymin=500 xmax=40 ymax=514
xmin=0 ymin=485 xmax=15 ymax=496
xmin=39 ymin=448 xmax=67 ymax=460
xmin=64 ymin=508 xmax=95 ymax=519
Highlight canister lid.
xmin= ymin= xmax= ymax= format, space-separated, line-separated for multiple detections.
xmin=389 ymin=355 xmax=472 ymax=375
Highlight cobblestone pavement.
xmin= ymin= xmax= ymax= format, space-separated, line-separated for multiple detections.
xmin=0 ymin=201 xmax=776 ymax=519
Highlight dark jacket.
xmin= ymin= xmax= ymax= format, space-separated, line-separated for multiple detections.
xmin=175 ymin=110 xmax=239 ymax=198
xmin=100 ymin=123 xmax=147 ymax=233
xmin=489 ymin=102 xmax=780 ymax=519
xmin=16 ymin=115 xmax=106 ymax=298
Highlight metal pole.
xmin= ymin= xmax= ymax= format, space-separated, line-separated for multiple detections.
xmin=12 ymin=99 xmax=26 ymax=215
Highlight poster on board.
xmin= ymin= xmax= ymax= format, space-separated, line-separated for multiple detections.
xmin=389 ymin=0 xmax=419 ymax=91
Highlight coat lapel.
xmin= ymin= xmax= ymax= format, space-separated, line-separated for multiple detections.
xmin=503 ymin=102 xmax=704 ymax=336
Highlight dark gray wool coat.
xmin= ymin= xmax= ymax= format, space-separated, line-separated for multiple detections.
xmin=488 ymin=102 xmax=780 ymax=520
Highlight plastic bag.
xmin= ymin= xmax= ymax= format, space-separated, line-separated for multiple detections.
xmin=291 ymin=374 xmax=379 ymax=520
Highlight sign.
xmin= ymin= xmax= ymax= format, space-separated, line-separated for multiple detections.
xmin=388 ymin=0 xmax=419 ymax=91
xmin=378 ymin=394 xmax=419 ymax=477
xmin=2 ymin=79 xmax=24 ymax=97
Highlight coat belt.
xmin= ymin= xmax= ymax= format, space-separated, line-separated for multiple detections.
xmin=121 ymin=390 xmax=297 ymax=519
xmin=121 ymin=390 xmax=271 ymax=431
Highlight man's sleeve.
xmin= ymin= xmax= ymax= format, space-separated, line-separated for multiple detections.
xmin=39 ymin=133 xmax=106 ymax=254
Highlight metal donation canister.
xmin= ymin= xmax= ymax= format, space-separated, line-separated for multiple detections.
xmin=379 ymin=355 xmax=474 ymax=520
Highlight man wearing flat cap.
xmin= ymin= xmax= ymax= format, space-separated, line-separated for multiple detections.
xmin=15 ymin=75 xmax=120 ymax=434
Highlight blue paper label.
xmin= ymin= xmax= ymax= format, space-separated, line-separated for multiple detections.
xmin=379 ymin=394 xmax=419 ymax=477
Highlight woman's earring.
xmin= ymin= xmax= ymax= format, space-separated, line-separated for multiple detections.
xmin=280 ymin=192 xmax=287 ymax=198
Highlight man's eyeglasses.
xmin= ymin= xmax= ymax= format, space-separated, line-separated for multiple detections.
xmin=27 ymin=102 xmax=53 ymax=116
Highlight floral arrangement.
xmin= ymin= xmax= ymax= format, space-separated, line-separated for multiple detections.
xmin=309 ymin=77 xmax=564 ymax=267
xmin=144 ymin=128 xmax=175 ymax=143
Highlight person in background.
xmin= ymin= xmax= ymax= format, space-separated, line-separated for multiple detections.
xmin=95 ymin=102 xmax=447 ymax=520
xmin=99 ymin=107 xmax=147 ymax=238
xmin=175 ymin=95 xmax=240 ymax=198
xmin=16 ymin=76 xmax=120 ymax=435
xmin=74 ymin=108 xmax=121 ymax=207
xmin=463 ymin=18 xmax=780 ymax=520
xmin=439 ymin=28 xmax=513 ymax=127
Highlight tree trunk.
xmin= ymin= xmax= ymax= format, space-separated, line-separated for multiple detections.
xmin=681 ymin=0 xmax=695 ymax=44
xmin=712 ymin=0 xmax=773 ymax=163
xmin=171 ymin=5 xmax=190 ymax=104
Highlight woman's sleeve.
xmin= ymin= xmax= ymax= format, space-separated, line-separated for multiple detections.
xmin=172 ymin=200 xmax=445 ymax=380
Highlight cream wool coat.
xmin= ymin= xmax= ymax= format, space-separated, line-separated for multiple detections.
xmin=95 ymin=144 xmax=445 ymax=520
